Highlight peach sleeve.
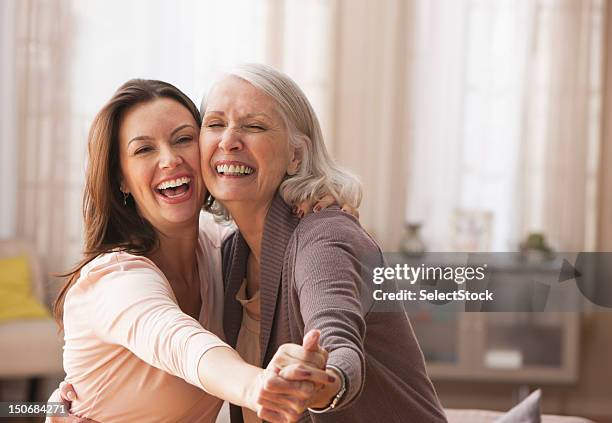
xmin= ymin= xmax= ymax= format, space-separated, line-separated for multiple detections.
xmin=84 ymin=255 xmax=231 ymax=391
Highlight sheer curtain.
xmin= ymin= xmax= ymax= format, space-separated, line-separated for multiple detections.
xmin=0 ymin=0 xmax=18 ymax=239
xmin=8 ymin=0 xmax=605 ymax=281
xmin=519 ymin=0 xmax=604 ymax=252
xmin=404 ymin=0 xmax=604 ymax=252
xmin=7 ymin=0 xmax=335 ymax=287
xmin=326 ymin=0 xmax=414 ymax=250
xmin=11 ymin=0 xmax=74 ymax=299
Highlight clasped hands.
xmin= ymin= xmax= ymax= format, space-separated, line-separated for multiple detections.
xmin=51 ymin=329 xmax=341 ymax=423
xmin=248 ymin=329 xmax=342 ymax=422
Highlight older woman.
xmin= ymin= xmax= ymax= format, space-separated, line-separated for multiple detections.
xmin=200 ymin=64 xmax=447 ymax=422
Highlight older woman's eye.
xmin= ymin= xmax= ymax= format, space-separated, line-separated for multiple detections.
xmin=246 ymin=124 xmax=266 ymax=131
xmin=206 ymin=122 xmax=224 ymax=128
xmin=175 ymin=136 xmax=193 ymax=144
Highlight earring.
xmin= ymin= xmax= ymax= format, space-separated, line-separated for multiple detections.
xmin=122 ymin=191 xmax=129 ymax=206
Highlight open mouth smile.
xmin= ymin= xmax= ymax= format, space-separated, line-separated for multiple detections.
xmin=215 ymin=161 xmax=255 ymax=177
xmin=154 ymin=176 xmax=193 ymax=202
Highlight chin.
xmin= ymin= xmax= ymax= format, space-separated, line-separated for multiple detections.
xmin=209 ymin=186 xmax=254 ymax=203
xmin=159 ymin=206 xmax=200 ymax=225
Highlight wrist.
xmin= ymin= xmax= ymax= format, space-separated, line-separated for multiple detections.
xmin=244 ymin=368 xmax=265 ymax=412
xmin=308 ymin=367 xmax=345 ymax=411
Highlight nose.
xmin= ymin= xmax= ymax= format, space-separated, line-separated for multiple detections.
xmin=218 ymin=127 xmax=243 ymax=153
xmin=159 ymin=145 xmax=183 ymax=169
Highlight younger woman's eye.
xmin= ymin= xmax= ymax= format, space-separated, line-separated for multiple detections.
xmin=206 ymin=122 xmax=224 ymax=128
xmin=175 ymin=136 xmax=193 ymax=144
xmin=135 ymin=146 xmax=152 ymax=155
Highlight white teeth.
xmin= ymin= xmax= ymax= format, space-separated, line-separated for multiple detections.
xmin=216 ymin=164 xmax=254 ymax=175
xmin=156 ymin=176 xmax=191 ymax=190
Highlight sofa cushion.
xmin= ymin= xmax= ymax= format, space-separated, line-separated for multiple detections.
xmin=0 ymin=255 xmax=50 ymax=322
xmin=0 ymin=319 xmax=63 ymax=376
xmin=495 ymin=389 xmax=541 ymax=422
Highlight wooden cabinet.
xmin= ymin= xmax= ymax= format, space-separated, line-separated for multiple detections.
xmin=409 ymin=311 xmax=580 ymax=383
xmin=389 ymin=253 xmax=582 ymax=383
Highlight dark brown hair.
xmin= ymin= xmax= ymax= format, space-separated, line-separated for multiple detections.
xmin=54 ymin=79 xmax=201 ymax=326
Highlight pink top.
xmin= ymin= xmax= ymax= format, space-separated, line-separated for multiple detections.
xmin=62 ymin=213 xmax=234 ymax=423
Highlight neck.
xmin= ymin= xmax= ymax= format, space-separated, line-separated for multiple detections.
xmin=225 ymin=198 xmax=273 ymax=263
xmin=148 ymin=223 xmax=199 ymax=285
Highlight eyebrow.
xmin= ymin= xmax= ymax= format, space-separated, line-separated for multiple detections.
xmin=128 ymin=124 xmax=195 ymax=147
xmin=203 ymin=111 xmax=272 ymax=120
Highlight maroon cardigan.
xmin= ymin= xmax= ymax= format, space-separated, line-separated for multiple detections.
xmin=222 ymin=194 xmax=447 ymax=423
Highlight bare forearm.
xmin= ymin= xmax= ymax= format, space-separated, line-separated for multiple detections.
xmin=197 ymin=346 xmax=262 ymax=410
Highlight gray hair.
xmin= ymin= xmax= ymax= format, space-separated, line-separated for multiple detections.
xmin=201 ymin=63 xmax=362 ymax=221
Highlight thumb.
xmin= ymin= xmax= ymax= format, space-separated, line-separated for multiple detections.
xmin=302 ymin=329 xmax=321 ymax=352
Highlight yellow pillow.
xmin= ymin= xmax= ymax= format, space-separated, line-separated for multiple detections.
xmin=0 ymin=255 xmax=50 ymax=322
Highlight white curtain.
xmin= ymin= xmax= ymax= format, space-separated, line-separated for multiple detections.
xmin=8 ymin=0 xmax=605 ymax=282
xmin=7 ymin=0 xmax=335 ymax=288
xmin=12 ymin=0 xmax=74 ymax=300
xmin=403 ymin=0 xmax=604 ymax=252
xmin=326 ymin=0 xmax=414 ymax=250
xmin=0 ymin=0 xmax=18 ymax=239
xmin=519 ymin=0 xmax=604 ymax=252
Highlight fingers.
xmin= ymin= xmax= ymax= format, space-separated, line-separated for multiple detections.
xmin=294 ymin=194 xmax=338 ymax=218
xmin=263 ymin=372 xmax=316 ymax=398
xmin=272 ymin=343 xmax=327 ymax=370
xmin=258 ymin=405 xmax=300 ymax=423
xmin=279 ymin=363 xmax=336 ymax=386
xmin=258 ymin=391 xmax=306 ymax=415
xmin=293 ymin=202 xmax=308 ymax=218
xmin=302 ymin=329 xmax=321 ymax=352
xmin=312 ymin=195 xmax=335 ymax=213
xmin=255 ymin=373 xmax=311 ymax=422
xmin=59 ymin=381 xmax=77 ymax=402
xmin=341 ymin=204 xmax=359 ymax=218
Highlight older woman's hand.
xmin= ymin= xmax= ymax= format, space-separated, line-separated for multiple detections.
xmin=44 ymin=382 xmax=97 ymax=423
xmin=254 ymin=330 xmax=333 ymax=422
xmin=295 ymin=195 xmax=359 ymax=219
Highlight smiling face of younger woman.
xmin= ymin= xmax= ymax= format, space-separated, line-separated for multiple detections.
xmin=200 ymin=76 xmax=301 ymax=214
xmin=118 ymin=98 xmax=203 ymax=233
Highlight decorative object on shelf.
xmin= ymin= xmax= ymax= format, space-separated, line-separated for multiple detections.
xmin=400 ymin=222 xmax=426 ymax=256
xmin=520 ymin=232 xmax=554 ymax=263
xmin=450 ymin=209 xmax=493 ymax=252
xmin=484 ymin=349 xmax=523 ymax=369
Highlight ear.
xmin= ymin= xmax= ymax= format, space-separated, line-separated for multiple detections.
xmin=286 ymin=142 xmax=304 ymax=176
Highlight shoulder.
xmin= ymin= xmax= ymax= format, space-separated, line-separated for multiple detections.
xmin=291 ymin=208 xmax=383 ymax=267
xmin=294 ymin=207 xmax=377 ymax=250
xmin=72 ymin=251 xmax=166 ymax=295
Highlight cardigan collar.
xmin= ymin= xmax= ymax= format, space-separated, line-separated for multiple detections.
xmin=223 ymin=192 xmax=300 ymax=364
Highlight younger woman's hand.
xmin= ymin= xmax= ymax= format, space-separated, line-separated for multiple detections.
xmin=295 ymin=195 xmax=359 ymax=219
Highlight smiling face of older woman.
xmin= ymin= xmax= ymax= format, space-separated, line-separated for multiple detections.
xmin=200 ymin=76 xmax=301 ymax=213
